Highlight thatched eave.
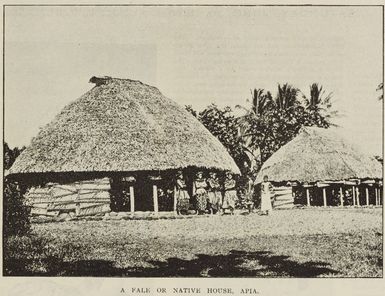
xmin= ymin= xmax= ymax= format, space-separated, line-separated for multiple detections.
xmin=256 ymin=127 xmax=382 ymax=184
xmin=9 ymin=77 xmax=240 ymax=176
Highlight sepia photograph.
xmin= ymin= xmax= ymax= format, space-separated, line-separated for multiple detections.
xmin=2 ymin=3 xmax=384 ymax=281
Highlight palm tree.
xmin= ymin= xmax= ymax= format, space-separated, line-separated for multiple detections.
xmin=303 ymin=83 xmax=330 ymax=110
xmin=250 ymin=88 xmax=274 ymax=117
xmin=274 ymin=83 xmax=300 ymax=110
xmin=236 ymin=89 xmax=273 ymax=124
xmin=235 ymin=88 xmax=273 ymax=170
xmin=302 ymin=83 xmax=338 ymax=123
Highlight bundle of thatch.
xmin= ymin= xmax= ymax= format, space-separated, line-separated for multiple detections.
xmin=255 ymin=127 xmax=382 ymax=184
xmin=9 ymin=77 xmax=240 ymax=175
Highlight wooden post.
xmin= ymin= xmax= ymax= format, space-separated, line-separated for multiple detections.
xmin=356 ymin=187 xmax=360 ymax=206
xmin=375 ymin=187 xmax=379 ymax=206
xmin=323 ymin=188 xmax=327 ymax=207
xmin=306 ymin=188 xmax=310 ymax=207
xmin=339 ymin=187 xmax=344 ymax=207
xmin=352 ymin=186 xmax=356 ymax=206
xmin=153 ymin=184 xmax=158 ymax=214
xmin=366 ymin=187 xmax=369 ymax=206
xmin=173 ymin=186 xmax=177 ymax=213
xmin=129 ymin=185 xmax=135 ymax=213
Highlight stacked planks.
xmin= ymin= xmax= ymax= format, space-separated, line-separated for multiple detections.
xmin=26 ymin=178 xmax=111 ymax=217
xmin=273 ymin=186 xmax=294 ymax=209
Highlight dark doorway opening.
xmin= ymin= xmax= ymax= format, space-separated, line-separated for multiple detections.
xmin=135 ymin=175 xmax=154 ymax=211
xmin=157 ymin=173 xmax=175 ymax=212
xmin=109 ymin=177 xmax=131 ymax=212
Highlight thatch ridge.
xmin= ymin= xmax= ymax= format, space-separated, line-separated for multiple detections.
xmin=255 ymin=127 xmax=382 ymax=184
xmin=9 ymin=77 xmax=240 ymax=175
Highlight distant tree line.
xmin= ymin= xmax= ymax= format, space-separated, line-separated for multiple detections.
xmin=186 ymin=83 xmax=338 ymax=175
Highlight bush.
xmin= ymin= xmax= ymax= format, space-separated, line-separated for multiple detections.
xmin=3 ymin=179 xmax=31 ymax=238
xmin=3 ymin=142 xmax=30 ymax=238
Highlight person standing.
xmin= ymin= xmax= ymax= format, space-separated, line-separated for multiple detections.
xmin=244 ymin=172 xmax=255 ymax=213
xmin=222 ymin=172 xmax=237 ymax=215
xmin=175 ymin=171 xmax=190 ymax=215
xmin=193 ymin=171 xmax=208 ymax=214
xmin=260 ymin=175 xmax=274 ymax=215
xmin=207 ymin=171 xmax=222 ymax=214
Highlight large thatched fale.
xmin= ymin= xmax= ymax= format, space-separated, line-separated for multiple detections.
xmin=8 ymin=76 xmax=240 ymax=216
xmin=9 ymin=76 xmax=239 ymax=175
xmin=255 ymin=127 xmax=382 ymax=184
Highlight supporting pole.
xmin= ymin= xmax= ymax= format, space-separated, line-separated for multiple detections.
xmin=378 ymin=187 xmax=382 ymax=205
xmin=366 ymin=187 xmax=369 ymax=206
xmin=352 ymin=186 xmax=356 ymax=206
xmin=339 ymin=186 xmax=344 ymax=207
xmin=173 ymin=186 xmax=177 ymax=213
xmin=375 ymin=187 xmax=379 ymax=206
xmin=356 ymin=187 xmax=360 ymax=206
xmin=323 ymin=188 xmax=327 ymax=207
xmin=129 ymin=185 xmax=135 ymax=213
xmin=306 ymin=188 xmax=310 ymax=207
xmin=153 ymin=184 xmax=158 ymax=214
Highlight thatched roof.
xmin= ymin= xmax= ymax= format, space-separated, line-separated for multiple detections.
xmin=9 ymin=77 xmax=240 ymax=175
xmin=255 ymin=127 xmax=382 ymax=184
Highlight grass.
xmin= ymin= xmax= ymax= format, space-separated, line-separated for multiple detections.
xmin=3 ymin=208 xmax=382 ymax=277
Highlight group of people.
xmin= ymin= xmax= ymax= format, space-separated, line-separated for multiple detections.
xmin=174 ymin=171 xmax=275 ymax=216
xmin=175 ymin=170 xmax=238 ymax=215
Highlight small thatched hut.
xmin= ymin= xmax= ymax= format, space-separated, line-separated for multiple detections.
xmin=256 ymin=127 xmax=382 ymax=207
xmin=9 ymin=76 xmax=240 ymax=216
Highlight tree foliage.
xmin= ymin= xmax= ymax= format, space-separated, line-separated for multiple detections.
xmin=3 ymin=143 xmax=30 ymax=237
xmin=185 ymin=105 xmax=198 ymax=118
xmin=240 ymin=83 xmax=337 ymax=163
xmin=187 ymin=82 xmax=338 ymax=175
xmin=193 ymin=104 xmax=248 ymax=171
xmin=4 ymin=142 xmax=25 ymax=170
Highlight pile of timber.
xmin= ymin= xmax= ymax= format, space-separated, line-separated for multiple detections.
xmin=273 ymin=186 xmax=294 ymax=209
xmin=26 ymin=177 xmax=111 ymax=217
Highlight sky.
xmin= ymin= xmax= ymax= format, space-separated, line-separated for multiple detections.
xmin=4 ymin=5 xmax=383 ymax=156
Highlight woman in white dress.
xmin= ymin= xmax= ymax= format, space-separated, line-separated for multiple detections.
xmin=260 ymin=175 xmax=274 ymax=215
